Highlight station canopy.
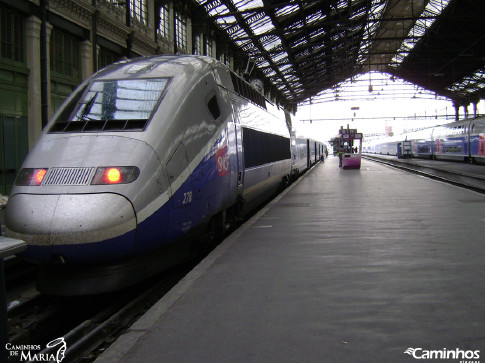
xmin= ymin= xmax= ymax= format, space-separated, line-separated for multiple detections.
xmin=195 ymin=0 xmax=485 ymax=110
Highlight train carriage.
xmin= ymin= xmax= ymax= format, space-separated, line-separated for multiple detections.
xmin=469 ymin=116 xmax=485 ymax=164
xmin=364 ymin=115 xmax=485 ymax=165
xmin=433 ymin=120 xmax=470 ymax=161
xmin=5 ymin=55 xmax=301 ymax=294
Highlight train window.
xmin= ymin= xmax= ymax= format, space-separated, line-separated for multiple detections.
xmin=49 ymin=78 xmax=168 ymax=133
xmin=82 ymin=120 xmax=105 ymax=131
xmin=243 ymin=127 xmax=291 ymax=168
xmin=104 ymin=120 xmax=128 ymax=131
xmin=207 ymin=95 xmax=221 ymax=120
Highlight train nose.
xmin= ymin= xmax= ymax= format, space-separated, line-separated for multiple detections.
xmin=5 ymin=193 xmax=136 ymax=262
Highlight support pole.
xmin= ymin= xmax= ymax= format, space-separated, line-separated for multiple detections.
xmin=92 ymin=0 xmax=98 ymax=72
xmin=126 ymin=1 xmax=133 ymax=58
xmin=40 ymin=0 xmax=49 ymax=128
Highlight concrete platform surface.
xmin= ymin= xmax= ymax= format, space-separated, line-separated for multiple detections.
xmin=96 ymin=156 xmax=485 ymax=363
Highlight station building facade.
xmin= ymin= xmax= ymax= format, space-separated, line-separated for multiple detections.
xmin=0 ymin=0 xmax=238 ymax=194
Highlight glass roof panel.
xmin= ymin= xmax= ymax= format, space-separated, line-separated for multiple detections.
xmin=197 ymin=0 xmax=477 ymax=107
xmin=248 ymin=15 xmax=274 ymax=36
xmin=390 ymin=0 xmax=452 ymax=67
xmin=233 ymin=0 xmax=264 ymax=12
xmin=275 ymin=4 xmax=299 ymax=17
xmin=215 ymin=16 xmax=237 ymax=27
xmin=208 ymin=4 xmax=229 ymax=16
xmin=306 ymin=10 xmax=322 ymax=25
xmin=262 ymin=37 xmax=281 ymax=52
xmin=446 ymin=68 xmax=485 ymax=95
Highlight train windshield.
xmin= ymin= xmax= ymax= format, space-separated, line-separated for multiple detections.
xmin=73 ymin=78 xmax=167 ymax=121
xmin=50 ymin=78 xmax=168 ymax=133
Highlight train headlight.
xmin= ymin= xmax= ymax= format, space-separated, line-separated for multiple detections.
xmin=15 ymin=168 xmax=48 ymax=186
xmin=106 ymin=168 xmax=121 ymax=183
xmin=91 ymin=166 xmax=140 ymax=185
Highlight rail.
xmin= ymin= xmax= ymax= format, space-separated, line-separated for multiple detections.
xmin=0 ymin=235 xmax=26 ymax=362
xmin=362 ymin=154 xmax=485 ymax=194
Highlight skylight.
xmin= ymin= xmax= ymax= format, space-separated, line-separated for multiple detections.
xmin=390 ymin=0 xmax=452 ymax=67
xmin=195 ymin=0 xmax=477 ymax=108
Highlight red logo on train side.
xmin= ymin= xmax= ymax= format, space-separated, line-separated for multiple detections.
xmin=216 ymin=145 xmax=230 ymax=176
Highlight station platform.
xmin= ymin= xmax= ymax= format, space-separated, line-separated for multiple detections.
xmin=96 ymin=156 xmax=485 ymax=363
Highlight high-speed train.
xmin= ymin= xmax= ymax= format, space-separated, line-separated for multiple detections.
xmin=363 ymin=116 xmax=485 ymax=164
xmin=5 ymin=55 xmax=325 ymax=295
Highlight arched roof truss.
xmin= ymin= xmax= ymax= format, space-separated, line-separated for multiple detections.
xmin=194 ymin=0 xmax=485 ymax=109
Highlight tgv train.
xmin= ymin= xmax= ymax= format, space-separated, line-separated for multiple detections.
xmin=363 ymin=116 xmax=485 ymax=164
xmin=5 ymin=55 xmax=325 ymax=295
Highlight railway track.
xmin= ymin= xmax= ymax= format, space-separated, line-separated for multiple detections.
xmin=6 ymin=263 xmax=192 ymax=362
xmin=362 ymin=154 xmax=485 ymax=194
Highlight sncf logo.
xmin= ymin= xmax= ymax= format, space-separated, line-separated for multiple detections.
xmin=216 ymin=145 xmax=230 ymax=176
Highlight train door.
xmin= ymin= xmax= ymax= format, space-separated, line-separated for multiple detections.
xmin=474 ymin=121 xmax=485 ymax=157
xmin=166 ymin=143 xmax=196 ymax=235
xmin=231 ymin=102 xmax=244 ymax=195
xmin=290 ymin=131 xmax=297 ymax=175
xmin=166 ymin=143 xmax=193 ymax=209
xmin=306 ymin=139 xmax=310 ymax=167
